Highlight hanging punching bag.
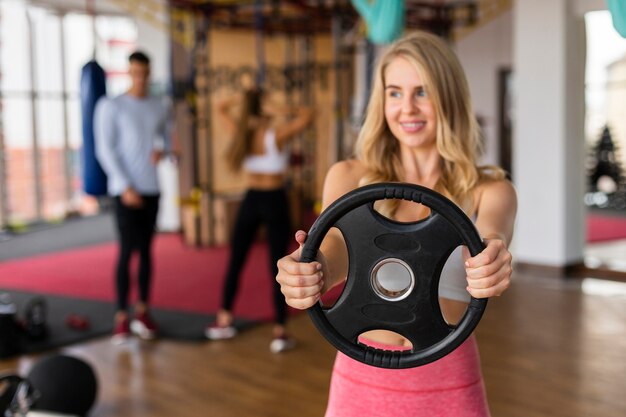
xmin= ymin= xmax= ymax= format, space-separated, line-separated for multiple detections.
xmin=80 ymin=60 xmax=108 ymax=196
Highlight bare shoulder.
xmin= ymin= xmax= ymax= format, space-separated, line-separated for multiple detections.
xmin=327 ymin=159 xmax=366 ymax=178
xmin=478 ymin=178 xmax=516 ymax=198
xmin=474 ymin=178 xmax=517 ymax=213
xmin=322 ymin=159 xmax=368 ymax=209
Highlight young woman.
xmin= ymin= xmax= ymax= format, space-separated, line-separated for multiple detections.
xmin=206 ymin=88 xmax=314 ymax=353
xmin=276 ymin=31 xmax=517 ymax=416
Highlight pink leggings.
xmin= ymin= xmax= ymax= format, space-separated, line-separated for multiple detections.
xmin=325 ymin=336 xmax=490 ymax=417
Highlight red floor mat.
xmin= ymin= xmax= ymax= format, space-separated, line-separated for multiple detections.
xmin=587 ymin=214 xmax=626 ymax=243
xmin=0 ymin=234 xmax=285 ymax=321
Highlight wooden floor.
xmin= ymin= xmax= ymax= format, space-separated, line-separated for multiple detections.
xmin=2 ymin=268 xmax=626 ymax=417
xmin=586 ymin=238 xmax=626 ymax=272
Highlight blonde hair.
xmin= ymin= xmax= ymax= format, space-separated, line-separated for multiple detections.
xmin=355 ymin=30 xmax=505 ymax=217
xmin=225 ymin=89 xmax=263 ymax=172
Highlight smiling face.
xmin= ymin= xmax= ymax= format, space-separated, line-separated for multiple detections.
xmin=383 ymin=56 xmax=438 ymax=151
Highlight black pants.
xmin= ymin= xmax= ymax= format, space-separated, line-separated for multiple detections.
xmin=222 ymin=188 xmax=291 ymax=325
xmin=114 ymin=195 xmax=160 ymax=311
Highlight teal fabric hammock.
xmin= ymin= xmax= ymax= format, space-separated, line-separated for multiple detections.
xmin=351 ymin=0 xmax=405 ymax=44
xmin=607 ymin=0 xmax=626 ymax=38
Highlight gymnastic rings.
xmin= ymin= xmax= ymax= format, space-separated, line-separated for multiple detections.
xmin=301 ymin=183 xmax=487 ymax=369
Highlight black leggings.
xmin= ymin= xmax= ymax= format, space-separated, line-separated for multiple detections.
xmin=114 ymin=195 xmax=159 ymax=311
xmin=221 ymin=188 xmax=291 ymax=325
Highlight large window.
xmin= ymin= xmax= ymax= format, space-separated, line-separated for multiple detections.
xmin=584 ymin=11 xmax=626 ymax=211
xmin=0 ymin=1 xmax=136 ymax=229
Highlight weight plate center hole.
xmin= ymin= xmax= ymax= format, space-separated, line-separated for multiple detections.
xmin=371 ymin=258 xmax=415 ymax=301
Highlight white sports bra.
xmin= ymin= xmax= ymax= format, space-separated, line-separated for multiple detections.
xmin=438 ymin=246 xmax=471 ymax=303
xmin=438 ymin=214 xmax=479 ymax=303
xmin=242 ymin=129 xmax=289 ymax=174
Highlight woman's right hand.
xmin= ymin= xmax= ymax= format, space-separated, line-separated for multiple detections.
xmin=276 ymin=230 xmax=325 ymax=310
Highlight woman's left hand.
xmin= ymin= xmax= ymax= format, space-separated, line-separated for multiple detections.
xmin=463 ymin=238 xmax=512 ymax=298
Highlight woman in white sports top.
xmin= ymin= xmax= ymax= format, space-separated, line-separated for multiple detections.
xmin=205 ymin=88 xmax=313 ymax=353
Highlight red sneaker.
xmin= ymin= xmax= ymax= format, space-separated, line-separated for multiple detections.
xmin=111 ymin=317 xmax=130 ymax=345
xmin=130 ymin=312 xmax=158 ymax=340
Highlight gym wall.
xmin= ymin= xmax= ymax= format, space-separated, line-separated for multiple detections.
xmin=176 ymin=27 xmax=353 ymax=246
